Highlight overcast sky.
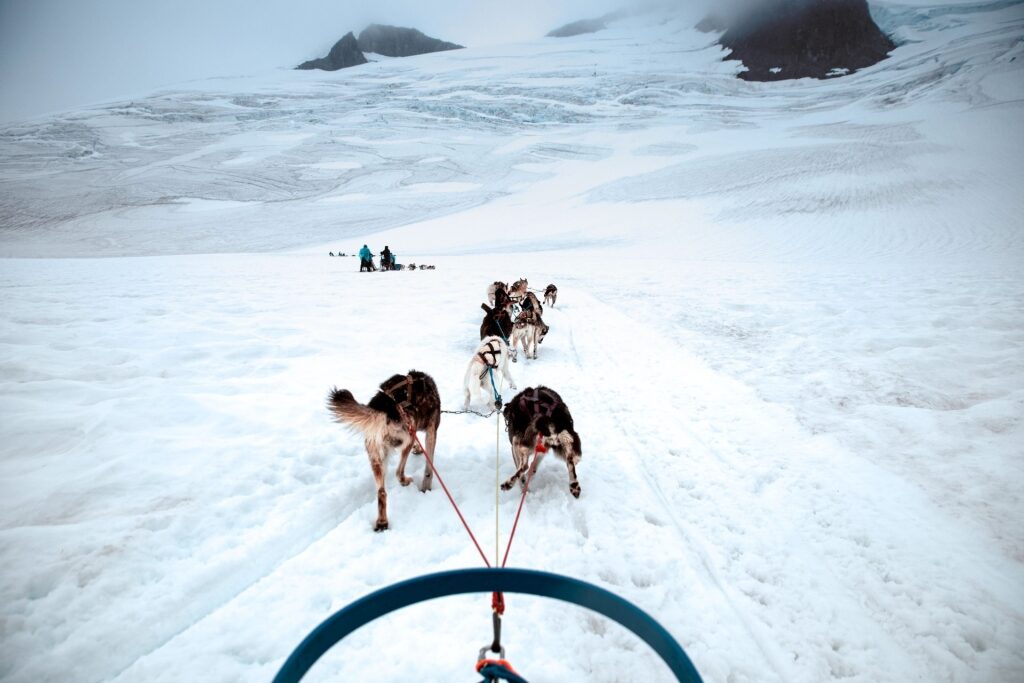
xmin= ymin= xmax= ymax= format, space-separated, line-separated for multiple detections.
xmin=0 ymin=0 xmax=628 ymax=123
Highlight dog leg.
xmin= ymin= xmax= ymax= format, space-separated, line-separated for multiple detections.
xmin=464 ymin=361 xmax=480 ymax=410
xmin=501 ymin=437 xmax=529 ymax=490
xmin=565 ymin=456 xmax=581 ymax=498
xmin=420 ymin=420 xmax=438 ymax=492
xmin=501 ymin=361 xmax=517 ymax=391
xmin=367 ymin=441 xmax=389 ymax=531
xmin=499 ymin=438 xmax=532 ymax=491
xmin=396 ymin=440 xmax=414 ymax=487
xmin=560 ymin=432 xmax=582 ymax=498
xmin=523 ymin=448 xmax=543 ymax=490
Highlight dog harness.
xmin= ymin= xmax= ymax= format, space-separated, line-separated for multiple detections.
xmin=517 ymin=387 xmax=559 ymax=418
xmin=514 ymin=309 xmax=542 ymax=327
xmin=381 ymin=373 xmax=428 ymax=425
xmin=477 ymin=339 xmax=503 ymax=379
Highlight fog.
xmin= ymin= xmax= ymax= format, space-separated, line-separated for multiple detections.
xmin=0 ymin=0 xmax=630 ymax=123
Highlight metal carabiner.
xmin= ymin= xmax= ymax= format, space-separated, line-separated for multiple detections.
xmin=478 ymin=607 xmax=504 ymax=661
xmin=478 ymin=643 xmax=506 ymax=662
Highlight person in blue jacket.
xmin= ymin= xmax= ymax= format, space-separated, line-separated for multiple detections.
xmin=358 ymin=244 xmax=375 ymax=272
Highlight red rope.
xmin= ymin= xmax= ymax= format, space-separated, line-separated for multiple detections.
xmin=405 ymin=425 xmax=543 ymax=621
xmin=407 ymin=427 xmax=492 ymax=568
xmin=500 ymin=436 xmax=544 ymax=568
xmin=491 ymin=590 xmax=505 ymax=615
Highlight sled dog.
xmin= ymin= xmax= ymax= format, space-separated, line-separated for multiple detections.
xmin=327 ymin=371 xmax=441 ymax=531
xmin=522 ymin=290 xmax=543 ymax=316
xmin=464 ymin=336 xmax=517 ymax=410
xmin=508 ymin=278 xmax=529 ymax=302
xmin=501 ymin=386 xmax=582 ymax=498
xmin=544 ymin=284 xmax=557 ymax=307
xmin=511 ymin=308 xmax=549 ymax=360
xmin=487 ymin=281 xmax=507 ymax=307
xmin=480 ymin=302 xmax=514 ymax=343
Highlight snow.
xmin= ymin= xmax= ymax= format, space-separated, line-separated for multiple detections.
xmin=1 ymin=2 xmax=1023 ymax=682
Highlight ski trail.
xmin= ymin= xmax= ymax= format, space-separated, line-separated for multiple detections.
xmin=108 ymin=285 xmax=767 ymax=682
xmin=553 ymin=289 xmax=1019 ymax=682
xmin=106 ymin=474 xmax=370 ymax=682
xmin=548 ymin=299 xmax=795 ymax=682
xmin=95 ymin=273 xmax=1023 ymax=683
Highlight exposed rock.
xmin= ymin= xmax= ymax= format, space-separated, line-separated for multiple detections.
xmin=547 ymin=18 xmax=607 ymax=38
xmin=356 ymin=24 xmax=463 ymax=58
xmin=547 ymin=9 xmax=633 ymax=38
xmin=296 ymin=32 xmax=367 ymax=71
xmin=717 ymin=0 xmax=895 ymax=81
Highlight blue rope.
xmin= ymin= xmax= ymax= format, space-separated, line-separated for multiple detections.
xmin=493 ymin=317 xmax=511 ymax=347
xmin=479 ymin=662 xmax=530 ymax=683
xmin=487 ymin=367 xmax=502 ymax=406
xmin=272 ymin=568 xmax=705 ymax=683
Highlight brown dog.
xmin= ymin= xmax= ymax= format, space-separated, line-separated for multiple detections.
xmin=508 ymin=278 xmax=529 ymax=303
xmin=511 ymin=308 xmax=549 ymax=360
xmin=328 ymin=371 xmax=441 ymax=531
xmin=501 ymin=386 xmax=582 ymax=498
xmin=544 ymin=284 xmax=557 ymax=307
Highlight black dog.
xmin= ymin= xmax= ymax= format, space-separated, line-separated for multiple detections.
xmin=501 ymin=386 xmax=582 ymax=497
xmin=480 ymin=302 xmax=514 ymax=345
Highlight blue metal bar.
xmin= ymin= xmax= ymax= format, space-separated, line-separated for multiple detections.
xmin=272 ymin=567 xmax=704 ymax=682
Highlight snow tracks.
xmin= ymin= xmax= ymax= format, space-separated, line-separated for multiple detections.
xmin=97 ymin=275 xmax=1022 ymax=682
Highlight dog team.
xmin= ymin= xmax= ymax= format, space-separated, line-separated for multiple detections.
xmin=328 ymin=277 xmax=579 ymax=531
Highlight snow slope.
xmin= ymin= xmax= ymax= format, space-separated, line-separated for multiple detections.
xmin=1 ymin=2 xmax=1022 ymax=682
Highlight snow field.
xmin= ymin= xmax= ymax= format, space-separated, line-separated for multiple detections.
xmin=1 ymin=2 xmax=1023 ymax=681
xmin=2 ymin=249 xmax=1021 ymax=682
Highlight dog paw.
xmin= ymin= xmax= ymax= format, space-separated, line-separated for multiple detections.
xmin=374 ymin=520 xmax=390 ymax=532
xmin=399 ymin=476 xmax=413 ymax=487
xmin=501 ymin=481 xmax=514 ymax=491
xmin=412 ymin=444 xmax=424 ymax=455
xmin=570 ymin=483 xmax=581 ymax=498
xmin=419 ymin=482 xmax=433 ymax=493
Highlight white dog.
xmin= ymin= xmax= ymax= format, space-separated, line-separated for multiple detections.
xmin=464 ymin=336 xmax=517 ymax=410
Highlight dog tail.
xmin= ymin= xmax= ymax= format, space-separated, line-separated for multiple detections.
xmin=327 ymin=387 xmax=386 ymax=434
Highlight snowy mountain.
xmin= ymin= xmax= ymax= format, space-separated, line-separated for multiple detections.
xmin=1 ymin=2 xmax=1022 ymax=682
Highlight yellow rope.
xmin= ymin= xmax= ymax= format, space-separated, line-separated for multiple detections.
xmin=495 ymin=372 xmax=504 ymax=567
xmin=496 ymin=402 xmax=501 ymax=566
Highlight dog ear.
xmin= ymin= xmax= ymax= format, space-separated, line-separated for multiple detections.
xmin=481 ymin=303 xmax=492 ymax=314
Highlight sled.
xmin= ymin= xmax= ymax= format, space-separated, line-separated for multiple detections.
xmin=272 ymin=568 xmax=705 ymax=682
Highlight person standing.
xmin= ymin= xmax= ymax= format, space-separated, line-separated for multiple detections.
xmin=380 ymin=245 xmax=393 ymax=271
xmin=359 ymin=244 xmax=374 ymax=272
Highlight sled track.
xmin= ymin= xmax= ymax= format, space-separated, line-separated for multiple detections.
xmin=556 ymin=297 xmax=793 ymax=681
xmin=108 ymin=483 xmax=370 ymax=681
